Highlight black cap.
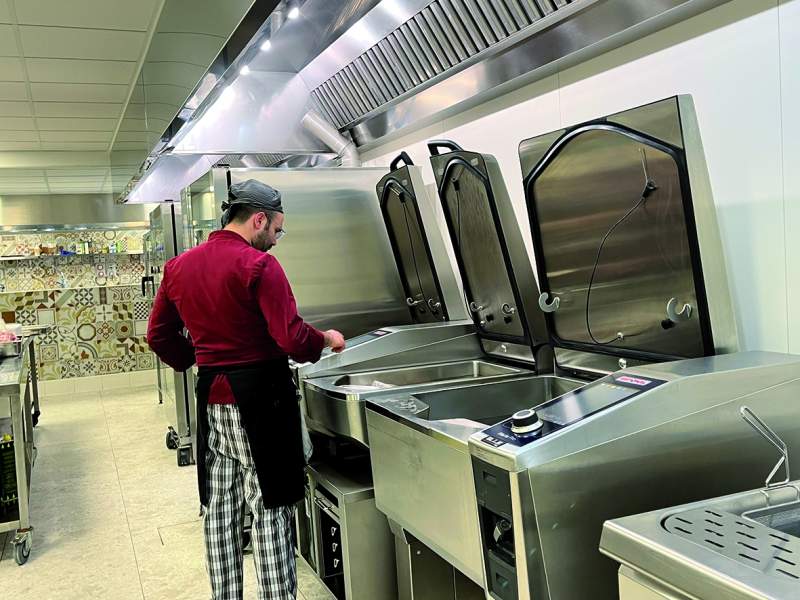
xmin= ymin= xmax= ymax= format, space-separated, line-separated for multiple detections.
xmin=221 ymin=179 xmax=283 ymax=227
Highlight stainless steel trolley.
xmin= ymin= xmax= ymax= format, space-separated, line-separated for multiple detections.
xmin=0 ymin=337 xmax=41 ymax=565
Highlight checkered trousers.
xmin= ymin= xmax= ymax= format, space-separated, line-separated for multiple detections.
xmin=205 ymin=403 xmax=297 ymax=600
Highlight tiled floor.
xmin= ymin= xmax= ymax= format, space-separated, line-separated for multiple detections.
xmin=0 ymin=385 xmax=335 ymax=600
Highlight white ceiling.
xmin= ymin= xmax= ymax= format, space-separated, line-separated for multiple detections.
xmin=0 ymin=0 xmax=162 ymax=194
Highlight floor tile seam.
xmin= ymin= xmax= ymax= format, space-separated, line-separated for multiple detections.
xmin=35 ymin=439 xmax=115 ymax=449
xmin=33 ymin=462 xmax=119 ymax=474
xmin=99 ymin=391 xmax=148 ymax=600
xmin=156 ymin=517 xmax=203 ymax=537
xmin=99 ymin=403 xmax=161 ymax=421
xmin=26 ymin=395 xmax=120 ymax=565
xmin=39 ymin=393 xmax=104 ymax=400
xmin=99 ymin=386 xmax=158 ymax=398
xmin=98 ymin=390 xmax=158 ymax=404
xmin=39 ymin=403 xmax=105 ymax=410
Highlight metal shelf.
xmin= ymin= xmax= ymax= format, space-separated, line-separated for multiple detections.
xmin=0 ymin=283 xmax=145 ymax=294
xmin=0 ymin=222 xmax=148 ymax=234
xmin=0 ymin=252 xmax=144 ymax=262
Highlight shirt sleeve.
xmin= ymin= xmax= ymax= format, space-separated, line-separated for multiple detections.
xmin=146 ymin=263 xmax=196 ymax=372
xmin=255 ymin=256 xmax=326 ymax=364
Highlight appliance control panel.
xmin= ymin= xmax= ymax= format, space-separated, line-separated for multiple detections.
xmin=479 ymin=373 xmax=665 ymax=448
xmin=319 ymin=328 xmax=393 ymax=357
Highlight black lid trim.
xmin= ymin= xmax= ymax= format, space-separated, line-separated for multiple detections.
xmin=521 ymin=120 xmax=715 ymax=362
xmin=434 ymin=153 xmax=534 ymax=349
xmin=377 ymin=167 xmax=450 ymax=323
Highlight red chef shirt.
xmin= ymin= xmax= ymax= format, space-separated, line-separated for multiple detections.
xmin=147 ymin=229 xmax=325 ymax=404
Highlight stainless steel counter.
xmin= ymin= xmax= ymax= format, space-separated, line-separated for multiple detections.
xmin=465 ymin=352 xmax=800 ymax=600
xmin=601 ymin=483 xmax=800 ymax=599
xmin=0 ymin=338 xmax=37 ymax=565
xmin=304 ymin=358 xmax=529 ymax=446
xmin=304 ymin=461 xmax=397 ymax=600
xmin=0 ymin=353 xmax=26 ymax=397
xmin=361 ymin=140 xmax=564 ymax=597
xmin=366 ymin=375 xmax=582 ymax=586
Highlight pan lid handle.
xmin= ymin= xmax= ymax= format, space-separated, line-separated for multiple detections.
xmin=427 ymin=139 xmax=463 ymax=156
xmin=390 ymin=151 xmax=414 ymax=171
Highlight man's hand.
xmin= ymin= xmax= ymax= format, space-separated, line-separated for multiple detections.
xmin=324 ymin=329 xmax=346 ymax=353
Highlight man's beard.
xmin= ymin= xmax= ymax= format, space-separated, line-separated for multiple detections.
xmin=252 ymin=228 xmax=273 ymax=252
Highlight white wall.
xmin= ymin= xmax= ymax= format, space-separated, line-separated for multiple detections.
xmin=781 ymin=0 xmax=800 ymax=353
xmin=361 ymin=0 xmax=800 ymax=354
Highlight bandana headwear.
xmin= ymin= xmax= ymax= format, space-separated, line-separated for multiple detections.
xmin=221 ymin=179 xmax=283 ymax=226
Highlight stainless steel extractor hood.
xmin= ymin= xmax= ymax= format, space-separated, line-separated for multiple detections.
xmin=213 ymin=153 xmax=337 ymax=168
xmin=298 ymin=0 xmax=732 ymax=148
xmin=121 ymin=0 xmax=732 ymax=201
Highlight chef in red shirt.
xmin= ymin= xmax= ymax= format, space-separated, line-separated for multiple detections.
xmin=147 ymin=179 xmax=345 ymax=600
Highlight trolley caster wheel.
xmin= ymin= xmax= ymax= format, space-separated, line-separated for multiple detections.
xmin=177 ymin=446 xmax=194 ymax=467
xmin=165 ymin=430 xmax=179 ymax=450
xmin=12 ymin=532 xmax=32 ymax=566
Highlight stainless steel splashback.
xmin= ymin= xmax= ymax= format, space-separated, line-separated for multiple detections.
xmin=429 ymin=141 xmax=550 ymax=368
xmin=226 ymin=167 xmax=412 ymax=337
xmin=376 ymin=152 xmax=467 ymax=324
xmin=519 ymin=96 xmax=738 ymax=373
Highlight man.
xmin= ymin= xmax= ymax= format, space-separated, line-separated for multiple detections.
xmin=147 ymin=179 xmax=345 ymax=600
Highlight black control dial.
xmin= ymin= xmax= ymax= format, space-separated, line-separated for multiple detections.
xmin=511 ymin=408 xmax=543 ymax=435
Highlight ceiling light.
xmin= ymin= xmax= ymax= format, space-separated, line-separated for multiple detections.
xmin=287 ymin=6 xmax=300 ymax=19
xmin=239 ymin=65 xmax=250 ymax=76
xmin=217 ymin=85 xmax=236 ymax=109
xmin=381 ymin=0 xmax=412 ymax=19
xmin=260 ymin=39 xmax=272 ymax=52
xmin=220 ymin=86 xmax=235 ymax=101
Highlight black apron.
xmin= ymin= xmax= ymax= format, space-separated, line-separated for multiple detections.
xmin=195 ymin=358 xmax=305 ymax=508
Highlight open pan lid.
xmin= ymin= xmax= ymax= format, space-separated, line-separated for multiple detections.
xmin=519 ymin=96 xmax=736 ymax=367
xmin=377 ymin=152 xmax=451 ymax=324
xmin=429 ymin=140 xmax=549 ymax=365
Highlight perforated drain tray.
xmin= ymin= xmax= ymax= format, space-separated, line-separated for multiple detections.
xmin=664 ymin=507 xmax=800 ymax=582
xmin=600 ymin=485 xmax=800 ymax=599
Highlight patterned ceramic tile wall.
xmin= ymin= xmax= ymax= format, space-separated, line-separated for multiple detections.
xmin=0 ymin=284 xmax=154 ymax=381
xmin=0 ymin=254 xmax=145 ymax=293
xmin=0 ymin=230 xmax=155 ymax=381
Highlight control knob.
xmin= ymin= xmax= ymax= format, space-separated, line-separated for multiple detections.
xmin=510 ymin=408 xmax=543 ymax=435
